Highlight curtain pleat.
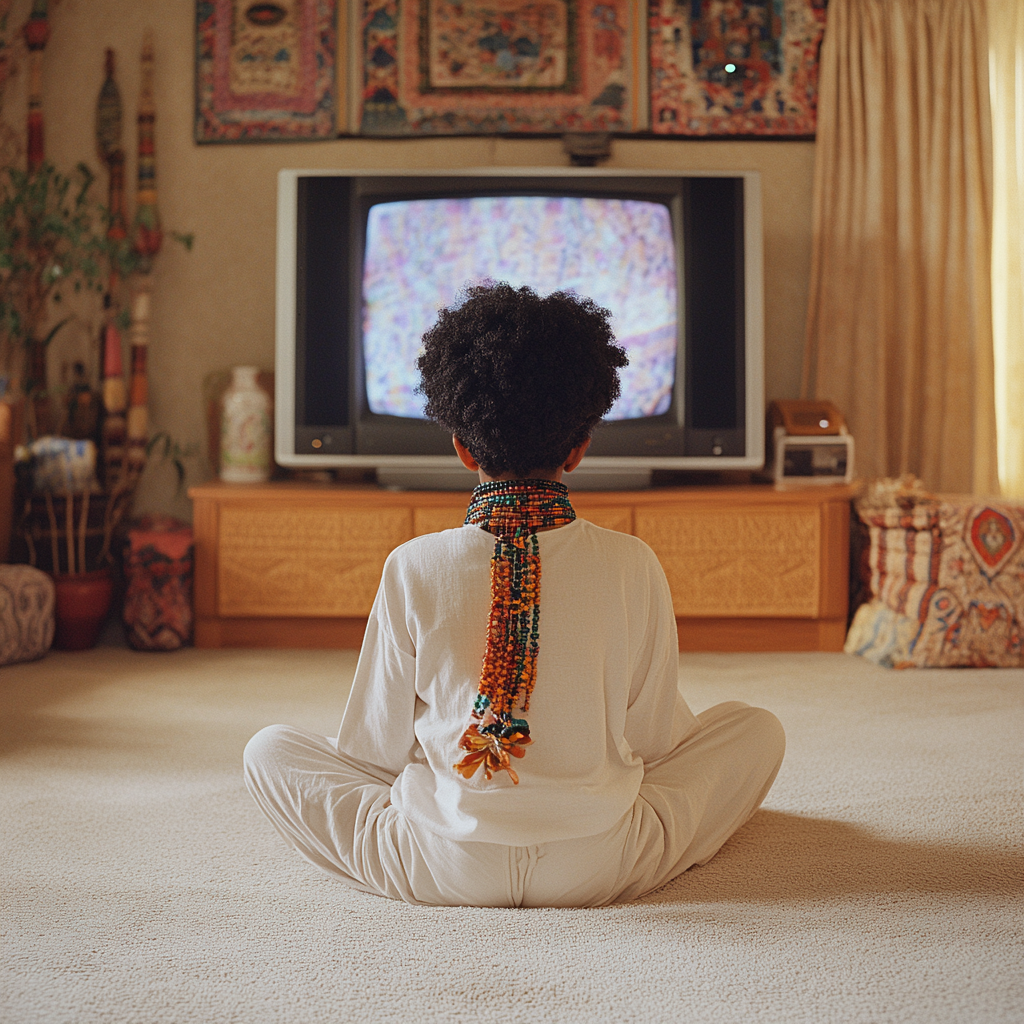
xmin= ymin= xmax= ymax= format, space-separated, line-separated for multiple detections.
xmin=802 ymin=0 xmax=998 ymax=494
xmin=988 ymin=0 xmax=1024 ymax=497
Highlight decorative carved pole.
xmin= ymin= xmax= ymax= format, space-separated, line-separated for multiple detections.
xmin=97 ymin=48 xmax=127 ymax=242
xmin=22 ymin=0 xmax=50 ymax=433
xmin=0 ymin=1 xmax=19 ymax=163
xmin=127 ymin=30 xmax=161 ymax=480
xmin=22 ymin=0 xmax=48 ymax=172
xmin=96 ymin=48 xmax=127 ymax=485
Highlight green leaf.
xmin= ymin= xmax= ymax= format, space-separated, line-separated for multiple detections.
xmin=0 ymin=159 xmax=193 ymax=356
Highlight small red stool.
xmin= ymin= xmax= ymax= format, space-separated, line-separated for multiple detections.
xmin=122 ymin=516 xmax=194 ymax=651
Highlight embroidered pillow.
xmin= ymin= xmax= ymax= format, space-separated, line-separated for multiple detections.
xmin=846 ymin=496 xmax=1024 ymax=668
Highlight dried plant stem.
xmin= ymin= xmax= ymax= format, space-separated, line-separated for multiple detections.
xmin=45 ymin=492 xmax=59 ymax=574
xmin=65 ymin=491 xmax=75 ymax=576
xmin=98 ymin=486 xmax=119 ymax=567
xmin=78 ymin=489 xmax=90 ymax=574
xmin=98 ymin=480 xmax=134 ymax=568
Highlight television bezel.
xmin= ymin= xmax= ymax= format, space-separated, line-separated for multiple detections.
xmin=275 ymin=167 xmax=765 ymax=476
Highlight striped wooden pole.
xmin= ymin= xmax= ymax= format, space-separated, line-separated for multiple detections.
xmin=127 ymin=31 xmax=162 ymax=479
xmin=100 ymin=316 xmax=126 ymax=485
xmin=125 ymin=282 xmax=150 ymax=479
xmin=22 ymin=0 xmax=49 ymax=172
xmin=132 ymin=30 xmax=161 ymax=269
xmin=96 ymin=48 xmax=128 ymax=487
xmin=22 ymin=0 xmax=51 ymax=433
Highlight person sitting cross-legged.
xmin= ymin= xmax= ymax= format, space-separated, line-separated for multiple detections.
xmin=244 ymin=282 xmax=785 ymax=907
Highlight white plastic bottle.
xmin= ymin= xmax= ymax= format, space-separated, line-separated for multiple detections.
xmin=219 ymin=366 xmax=271 ymax=482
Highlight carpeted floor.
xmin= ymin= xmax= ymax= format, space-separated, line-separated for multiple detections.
xmin=1 ymin=645 xmax=1022 ymax=1024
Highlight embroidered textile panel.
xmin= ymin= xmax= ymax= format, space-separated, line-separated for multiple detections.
xmin=196 ymin=0 xmax=337 ymax=142
xmin=358 ymin=0 xmax=648 ymax=134
xmin=648 ymin=0 xmax=827 ymax=137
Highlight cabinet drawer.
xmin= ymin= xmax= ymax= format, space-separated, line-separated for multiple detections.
xmin=635 ymin=505 xmax=821 ymax=617
xmin=217 ymin=505 xmax=411 ymax=617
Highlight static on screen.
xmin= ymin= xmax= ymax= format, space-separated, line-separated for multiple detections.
xmin=361 ymin=196 xmax=678 ymax=421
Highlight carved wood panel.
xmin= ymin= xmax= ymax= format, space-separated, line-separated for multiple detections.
xmin=635 ymin=506 xmax=821 ymax=617
xmin=218 ymin=505 xmax=411 ymax=617
xmin=575 ymin=506 xmax=633 ymax=533
xmin=413 ymin=506 xmax=466 ymax=537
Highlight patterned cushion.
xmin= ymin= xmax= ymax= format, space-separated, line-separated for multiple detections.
xmin=0 ymin=564 xmax=55 ymax=665
xmin=846 ymin=493 xmax=1024 ymax=667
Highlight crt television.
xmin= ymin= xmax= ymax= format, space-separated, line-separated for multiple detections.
xmin=275 ymin=168 xmax=764 ymax=489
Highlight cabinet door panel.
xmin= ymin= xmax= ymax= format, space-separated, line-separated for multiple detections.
xmin=575 ymin=506 xmax=633 ymax=533
xmin=413 ymin=506 xmax=467 ymax=537
xmin=218 ymin=505 xmax=411 ymax=616
xmin=636 ymin=506 xmax=821 ymax=617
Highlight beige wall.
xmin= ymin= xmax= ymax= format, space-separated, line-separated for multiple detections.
xmin=9 ymin=0 xmax=815 ymax=517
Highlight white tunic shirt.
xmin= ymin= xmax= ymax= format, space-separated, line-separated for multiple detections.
xmin=337 ymin=518 xmax=700 ymax=846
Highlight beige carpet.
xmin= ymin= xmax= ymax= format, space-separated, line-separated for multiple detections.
xmin=1 ymin=646 xmax=1021 ymax=1024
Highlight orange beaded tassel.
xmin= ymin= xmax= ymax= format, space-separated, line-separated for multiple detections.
xmin=454 ymin=480 xmax=575 ymax=784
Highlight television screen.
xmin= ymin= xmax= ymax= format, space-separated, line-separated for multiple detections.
xmin=361 ymin=195 xmax=678 ymax=422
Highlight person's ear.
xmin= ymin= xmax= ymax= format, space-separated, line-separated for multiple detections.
xmin=452 ymin=436 xmax=480 ymax=471
xmin=563 ymin=438 xmax=591 ymax=473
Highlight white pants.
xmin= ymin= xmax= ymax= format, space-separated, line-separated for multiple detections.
xmin=243 ymin=702 xmax=785 ymax=907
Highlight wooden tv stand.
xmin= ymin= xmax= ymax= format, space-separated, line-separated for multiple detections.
xmin=189 ymin=481 xmax=855 ymax=652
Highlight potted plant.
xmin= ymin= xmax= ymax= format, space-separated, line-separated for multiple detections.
xmin=15 ymin=430 xmax=196 ymax=649
xmin=13 ymin=433 xmax=109 ymax=648
xmin=0 ymin=157 xmax=169 ymax=649
xmin=0 ymin=159 xmax=118 ymax=565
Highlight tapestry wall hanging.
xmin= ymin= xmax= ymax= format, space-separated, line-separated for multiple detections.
xmin=357 ymin=0 xmax=648 ymax=135
xmin=195 ymin=0 xmax=337 ymax=142
xmin=648 ymin=0 xmax=828 ymax=137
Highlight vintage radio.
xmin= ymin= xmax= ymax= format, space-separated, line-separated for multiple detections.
xmin=766 ymin=400 xmax=854 ymax=487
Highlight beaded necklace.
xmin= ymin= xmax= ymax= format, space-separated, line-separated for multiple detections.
xmin=453 ymin=479 xmax=576 ymax=785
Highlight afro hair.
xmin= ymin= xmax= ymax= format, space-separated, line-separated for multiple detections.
xmin=417 ymin=282 xmax=628 ymax=478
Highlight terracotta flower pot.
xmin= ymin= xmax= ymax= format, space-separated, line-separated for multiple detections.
xmin=52 ymin=568 xmax=114 ymax=651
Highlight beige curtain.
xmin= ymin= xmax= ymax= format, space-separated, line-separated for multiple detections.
xmin=988 ymin=0 xmax=1024 ymax=498
xmin=802 ymin=0 xmax=999 ymax=494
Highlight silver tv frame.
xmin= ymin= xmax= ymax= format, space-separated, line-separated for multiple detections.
xmin=275 ymin=167 xmax=765 ymax=488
